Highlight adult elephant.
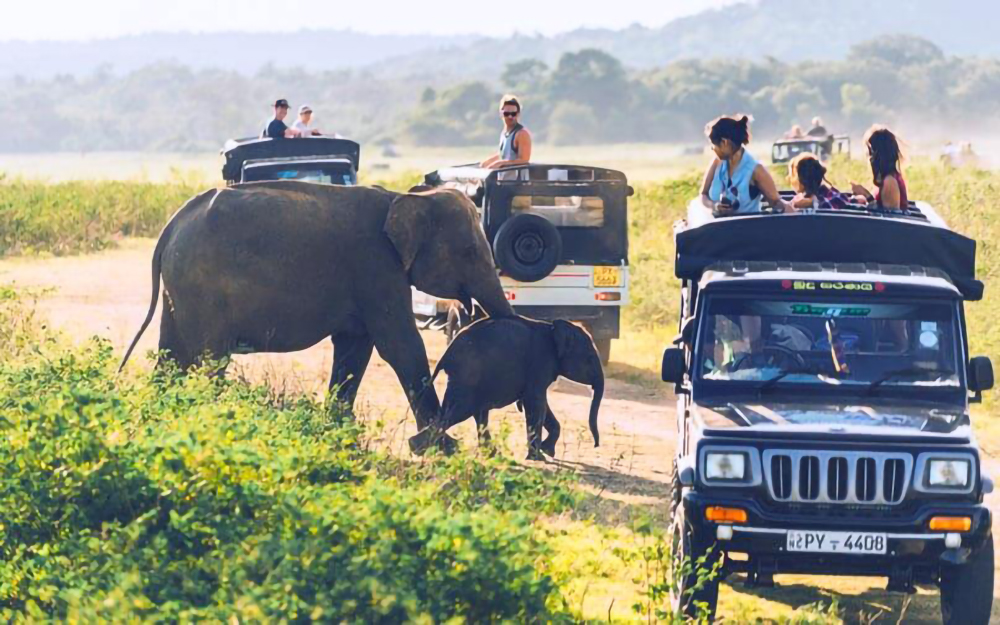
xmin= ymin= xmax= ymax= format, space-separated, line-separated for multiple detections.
xmin=119 ymin=181 xmax=514 ymax=430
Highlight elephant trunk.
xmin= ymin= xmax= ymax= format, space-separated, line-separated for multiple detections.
xmin=589 ymin=375 xmax=604 ymax=447
xmin=474 ymin=276 xmax=515 ymax=318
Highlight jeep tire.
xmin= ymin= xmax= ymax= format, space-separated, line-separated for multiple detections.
xmin=940 ymin=533 xmax=994 ymax=625
xmin=493 ymin=213 xmax=562 ymax=283
xmin=668 ymin=474 xmax=721 ymax=621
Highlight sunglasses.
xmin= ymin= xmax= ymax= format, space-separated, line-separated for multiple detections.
xmin=724 ymin=178 xmax=741 ymax=211
xmin=502 ymin=111 xmax=519 ymax=117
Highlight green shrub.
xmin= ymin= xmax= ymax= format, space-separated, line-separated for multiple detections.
xmin=0 ymin=339 xmax=575 ymax=621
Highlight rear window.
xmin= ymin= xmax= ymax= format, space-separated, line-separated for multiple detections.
xmin=243 ymin=166 xmax=355 ymax=186
xmin=511 ymin=195 xmax=604 ymax=228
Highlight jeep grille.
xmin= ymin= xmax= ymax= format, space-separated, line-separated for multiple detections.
xmin=763 ymin=451 xmax=912 ymax=505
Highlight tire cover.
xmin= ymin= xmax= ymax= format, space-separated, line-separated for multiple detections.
xmin=493 ymin=213 xmax=562 ymax=283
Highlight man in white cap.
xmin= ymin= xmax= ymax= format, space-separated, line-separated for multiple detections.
xmin=292 ymin=104 xmax=323 ymax=138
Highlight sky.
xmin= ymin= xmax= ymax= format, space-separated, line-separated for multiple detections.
xmin=0 ymin=0 xmax=743 ymax=41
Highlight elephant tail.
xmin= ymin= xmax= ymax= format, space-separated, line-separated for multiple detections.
xmin=118 ymin=188 xmax=217 ymax=372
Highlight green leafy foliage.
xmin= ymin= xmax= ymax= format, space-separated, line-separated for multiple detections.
xmin=0 ymin=323 xmax=578 ymax=621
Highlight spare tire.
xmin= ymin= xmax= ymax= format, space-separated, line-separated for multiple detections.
xmin=493 ymin=213 xmax=562 ymax=283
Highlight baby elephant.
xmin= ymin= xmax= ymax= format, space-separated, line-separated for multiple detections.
xmin=409 ymin=316 xmax=604 ymax=460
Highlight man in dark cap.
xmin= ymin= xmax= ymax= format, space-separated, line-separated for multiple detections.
xmin=261 ymin=99 xmax=303 ymax=139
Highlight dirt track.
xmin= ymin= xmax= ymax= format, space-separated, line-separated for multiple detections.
xmin=3 ymin=240 xmax=999 ymax=623
xmin=0 ymin=240 xmax=677 ymax=505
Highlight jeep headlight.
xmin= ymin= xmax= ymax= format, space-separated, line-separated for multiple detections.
xmin=928 ymin=459 xmax=970 ymax=488
xmin=705 ymin=452 xmax=747 ymax=481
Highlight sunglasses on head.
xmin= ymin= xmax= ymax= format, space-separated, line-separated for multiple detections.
xmin=502 ymin=111 xmax=519 ymax=117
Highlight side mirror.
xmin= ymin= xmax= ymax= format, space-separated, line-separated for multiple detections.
xmin=969 ymin=356 xmax=994 ymax=393
xmin=662 ymin=348 xmax=686 ymax=384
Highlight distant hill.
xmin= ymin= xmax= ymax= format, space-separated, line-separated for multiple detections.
xmin=4 ymin=0 xmax=998 ymax=81
xmin=0 ymin=30 xmax=478 ymax=79
xmin=368 ymin=0 xmax=1000 ymax=80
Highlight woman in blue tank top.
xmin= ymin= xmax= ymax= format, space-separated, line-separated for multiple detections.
xmin=700 ymin=115 xmax=791 ymax=216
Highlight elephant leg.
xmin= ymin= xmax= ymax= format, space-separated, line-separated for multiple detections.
xmin=522 ymin=393 xmax=548 ymax=462
xmin=330 ymin=334 xmax=375 ymax=407
xmin=373 ymin=326 xmax=440 ymax=431
xmin=409 ymin=385 xmax=474 ymax=456
xmin=474 ymin=410 xmax=492 ymax=446
xmin=156 ymin=295 xmax=195 ymax=372
xmin=540 ymin=407 xmax=561 ymax=458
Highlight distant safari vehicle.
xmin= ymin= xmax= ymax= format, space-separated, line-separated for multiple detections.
xmin=221 ymin=137 xmax=361 ymax=186
xmin=413 ymin=163 xmax=632 ymax=364
xmin=772 ymin=135 xmax=850 ymax=164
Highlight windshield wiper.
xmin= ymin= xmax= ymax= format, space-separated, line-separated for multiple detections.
xmin=866 ymin=367 xmax=954 ymax=395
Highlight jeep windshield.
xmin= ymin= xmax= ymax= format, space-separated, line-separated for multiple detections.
xmin=695 ymin=293 xmax=963 ymax=400
xmin=242 ymin=162 xmax=356 ymax=185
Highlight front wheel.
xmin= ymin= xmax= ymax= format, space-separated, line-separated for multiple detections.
xmin=669 ymin=500 xmax=721 ymax=621
xmin=940 ymin=533 xmax=994 ymax=625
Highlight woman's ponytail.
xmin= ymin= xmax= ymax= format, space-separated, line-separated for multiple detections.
xmin=706 ymin=114 xmax=753 ymax=146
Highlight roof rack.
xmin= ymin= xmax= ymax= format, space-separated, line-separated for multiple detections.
xmin=426 ymin=163 xmax=628 ymax=186
xmin=221 ymin=137 xmax=361 ymax=183
xmin=704 ymin=260 xmax=958 ymax=285
xmin=676 ymin=201 xmax=982 ymax=300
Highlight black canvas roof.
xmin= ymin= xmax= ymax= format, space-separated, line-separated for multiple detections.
xmin=675 ymin=211 xmax=983 ymax=300
xmin=425 ymin=163 xmax=628 ymax=188
xmin=222 ymin=138 xmax=360 ymax=183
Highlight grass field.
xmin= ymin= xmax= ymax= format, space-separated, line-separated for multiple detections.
xmin=0 ymin=144 xmax=706 ymax=184
xmin=1 ymin=151 xmax=999 ymax=621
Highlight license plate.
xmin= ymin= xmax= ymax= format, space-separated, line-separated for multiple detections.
xmin=593 ymin=267 xmax=622 ymax=287
xmin=787 ymin=530 xmax=886 ymax=555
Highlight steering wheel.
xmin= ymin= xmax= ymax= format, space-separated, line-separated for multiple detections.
xmin=730 ymin=345 xmax=807 ymax=372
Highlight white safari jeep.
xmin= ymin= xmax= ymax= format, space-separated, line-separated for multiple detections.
xmin=413 ymin=163 xmax=631 ymax=363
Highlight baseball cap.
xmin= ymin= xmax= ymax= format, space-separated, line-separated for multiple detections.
xmin=299 ymin=104 xmax=313 ymax=114
xmin=274 ymin=99 xmax=290 ymax=108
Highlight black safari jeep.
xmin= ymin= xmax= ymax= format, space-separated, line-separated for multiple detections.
xmin=663 ymin=196 xmax=994 ymax=623
xmin=771 ymin=135 xmax=850 ymax=164
xmin=414 ymin=163 xmax=631 ymax=363
xmin=220 ymin=137 xmax=360 ymax=186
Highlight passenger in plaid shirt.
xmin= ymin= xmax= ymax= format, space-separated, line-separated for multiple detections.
xmin=788 ymin=153 xmax=860 ymax=210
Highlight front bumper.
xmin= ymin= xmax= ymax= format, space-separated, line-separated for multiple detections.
xmin=684 ymin=491 xmax=992 ymax=578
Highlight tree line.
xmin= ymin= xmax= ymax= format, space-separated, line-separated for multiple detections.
xmin=2 ymin=35 xmax=998 ymax=153
xmin=406 ymin=35 xmax=1000 ymax=146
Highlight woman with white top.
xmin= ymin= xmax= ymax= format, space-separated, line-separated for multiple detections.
xmin=700 ymin=114 xmax=791 ymax=216
xmin=292 ymin=104 xmax=322 ymax=138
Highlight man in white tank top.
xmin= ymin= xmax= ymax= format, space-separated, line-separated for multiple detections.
xmin=479 ymin=95 xmax=533 ymax=172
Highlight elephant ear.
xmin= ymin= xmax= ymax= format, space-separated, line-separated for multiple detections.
xmin=384 ymin=193 xmax=431 ymax=272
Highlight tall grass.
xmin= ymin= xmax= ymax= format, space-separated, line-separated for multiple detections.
xmin=0 ymin=170 xmax=426 ymax=258
xmin=0 ymin=175 xmax=203 ymax=256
